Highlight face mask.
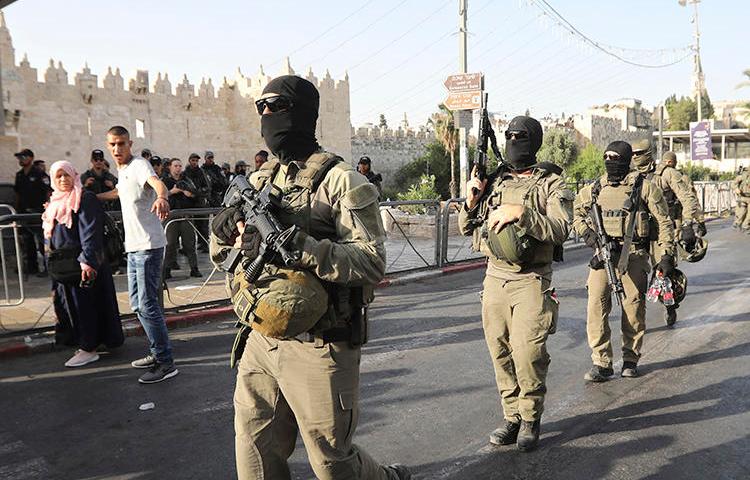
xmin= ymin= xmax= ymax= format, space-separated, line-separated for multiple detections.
xmin=605 ymin=159 xmax=630 ymax=183
xmin=632 ymin=151 xmax=653 ymax=173
xmin=506 ymin=137 xmax=535 ymax=170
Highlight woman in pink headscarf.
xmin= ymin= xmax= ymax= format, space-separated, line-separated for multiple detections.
xmin=43 ymin=161 xmax=123 ymax=367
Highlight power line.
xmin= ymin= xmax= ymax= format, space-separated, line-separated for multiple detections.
xmin=307 ymin=0 xmax=412 ymax=66
xmin=528 ymin=0 xmax=693 ymax=69
xmin=267 ymin=0 xmax=379 ymax=68
xmin=345 ymin=0 xmax=453 ymax=74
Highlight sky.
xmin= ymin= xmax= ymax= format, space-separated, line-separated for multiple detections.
xmin=4 ymin=0 xmax=749 ymax=128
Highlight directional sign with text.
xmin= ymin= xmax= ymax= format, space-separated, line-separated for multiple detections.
xmin=444 ymin=90 xmax=482 ymax=111
xmin=444 ymin=73 xmax=484 ymax=92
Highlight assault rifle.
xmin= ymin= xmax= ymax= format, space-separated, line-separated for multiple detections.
xmin=219 ymin=175 xmax=301 ymax=283
xmin=472 ymin=92 xmax=503 ymax=194
xmin=589 ymin=192 xmax=625 ymax=305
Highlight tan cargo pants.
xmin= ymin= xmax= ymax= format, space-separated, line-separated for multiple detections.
xmin=734 ymin=196 xmax=750 ymax=229
xmin=481 ymin=274 xmax=558 ymax=423
xmin=586 ymin=249 xmax=651 ymax=367
xmin=234 ymin=330 xmax=393 ymax=480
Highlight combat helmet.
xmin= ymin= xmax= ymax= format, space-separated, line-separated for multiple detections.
xmin=678 ymin=236 xmax=708 ymax=263
xmin=486 ymin=223 xmax=538 ymax=264
xmin=669 ymin=268 xmax=688 ymax=305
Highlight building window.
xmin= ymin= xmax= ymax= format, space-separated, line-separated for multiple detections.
xmin=135 ymin=119 xmax=145 ymax=138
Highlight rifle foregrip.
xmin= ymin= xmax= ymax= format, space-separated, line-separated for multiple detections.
xmin=244 ymin=255 xmax=266 ymax=283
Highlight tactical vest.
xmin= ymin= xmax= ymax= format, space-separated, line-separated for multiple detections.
xmin=475 ymin=169 xmax=555 ymax=266
xmin=231 ymin=152 xmax=367 ymax=334
xmin=594 ymin=177 xmax=650 ymax=240
xmin=740 ymin=173 xmax=750 ymax=196
xmin=649 ymin=164 xmax=680 ymax=218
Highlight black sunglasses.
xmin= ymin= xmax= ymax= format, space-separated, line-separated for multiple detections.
xmin=255 ymin=96 xmax=294 ymax=115
xmin=603 ymin=153 xmax=621 ymax=160
xmin=505 ymin=130 xmax=528 ymax=140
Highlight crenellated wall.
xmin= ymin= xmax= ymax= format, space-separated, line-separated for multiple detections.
xmin=0 ymin=14 xmax=351 ymax=181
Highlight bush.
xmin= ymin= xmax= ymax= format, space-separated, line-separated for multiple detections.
xmin=396 ymin=174 xmax=440 ymax=214
xmin=537 ymin=128 xmax=578 ymax=168
xmin=567 ymin=143 xmax=604 ymax=182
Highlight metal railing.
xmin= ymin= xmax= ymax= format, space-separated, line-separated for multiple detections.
xmin=379 ymin=200 xmax=442 ymax=274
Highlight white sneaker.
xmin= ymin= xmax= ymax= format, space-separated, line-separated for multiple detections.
xmin=64 ymin=350 xmax=100 ymax=368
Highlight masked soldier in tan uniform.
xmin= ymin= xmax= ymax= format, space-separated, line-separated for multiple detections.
xmin=733 ymin=166 xmax=750 ymax=232
xmin=459 ymin=116 xmax=572 ymax=452
xmin=573 ymin=141 xmax=675 ymax=382
xmin=631 ymin=141 xmax=706 ymax=327
xmin=210 ymin=76 xmax=410 ymax=480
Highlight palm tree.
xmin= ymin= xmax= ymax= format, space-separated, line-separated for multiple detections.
xmin=736 ymin=69 xmax=750 ymax=109
xmin=429 ymin=104 xmax=459 ymax=198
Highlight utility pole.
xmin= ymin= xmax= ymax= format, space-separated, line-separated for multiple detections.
xmin=458 ymin=0 xmax=468 ymax=198
xmin=681 ymin=0 xmax=704 ymax=121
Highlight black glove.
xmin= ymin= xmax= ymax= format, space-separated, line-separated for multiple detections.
xmin=589 ymin=255 xmax=604 ymax=270
xmin=582 ymin=228 xmax=598 ymax=248
xmin=210 ymin=207 xmax=244 ymax=244
xmin=694 ymin=221 xmax=707 ymax=237
xmin=656 ymin=254 xmax=675 ymax=277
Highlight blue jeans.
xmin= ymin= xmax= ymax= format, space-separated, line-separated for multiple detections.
xmin=127 ymin=247 xmax=173 ymax=364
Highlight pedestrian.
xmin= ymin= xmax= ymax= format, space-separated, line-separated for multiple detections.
xmin=202 ymin=150 xmax=228 ymax=207
xmin=97 ymin=126 xmax=179 ymax=384
xmin=253 ymin=149 xmax=268 ymax=171
xmin=458 ymin=116 xmax=572 ymax=452
xmin=234 ymin=160 xmax=248 ymax=178
xmin=13 ymin=148 xmax=51 ymax=276
xmin=573 ymin=141 xmax=675 ymax=382
xmin=184 ymin=152 xmax=211 ymax=251
xmin=162 ymin=158 xmax=202 ymax=279
xmin=632 ymin=140 xmax=706 ymax=327
xmin=357 ymin=155 xmax=383 ymax=200
xmin=43 ymin=160 xmax=123 ymax=367
xmin=210 ymin=75 xmax=410 ymax=479
xmin=733 ymin=166 xmax=750 ymax=232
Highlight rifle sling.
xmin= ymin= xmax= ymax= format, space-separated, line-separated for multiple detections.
xmin=616 ymin=175 xmax=644 ymax=273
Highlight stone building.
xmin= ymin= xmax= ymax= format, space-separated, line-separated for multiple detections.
xmin=0 ymin=13 xmax=351 ymax=182
xmin=573 ymin=98 xmax=654 ymax=148
xmin=350 ymin=114 xmax=431 ymax=193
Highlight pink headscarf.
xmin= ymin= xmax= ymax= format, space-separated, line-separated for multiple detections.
xmin=42 ymin=161 xmax=83 ymax=239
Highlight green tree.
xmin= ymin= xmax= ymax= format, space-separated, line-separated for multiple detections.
xmin=735 ymin=69 xmax=750 ymax=109
xmin=567 ymin=143 xmax=604 ymax=182
xmin=378 ymin=114 xmax=388 ymax=129
xmin=664 ymin=93 xmax=714 ymax=129
xmin=388 ymin=141 xmax=453 ymax=200
xmin=537 ymin=128 xmax=578 ymax=168
xmin=429 ymin=104 xmax=459 ymax=198
xmin=397 ymin=174 xmax=440 ymax=213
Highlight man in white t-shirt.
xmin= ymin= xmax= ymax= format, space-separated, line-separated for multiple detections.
xmin=98 ymin=125 xmax=178 ymax=384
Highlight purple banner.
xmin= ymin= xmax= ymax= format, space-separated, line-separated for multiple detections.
xmin=690 ymin=121 xmax=712 ymax=162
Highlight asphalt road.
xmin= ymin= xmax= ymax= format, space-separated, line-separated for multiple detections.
xmin=1 ymin=218 xmax=748 ymax=480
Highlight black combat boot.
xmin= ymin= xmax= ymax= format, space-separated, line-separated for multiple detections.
xmin=665 ymin=305 xmax=677 ymax=327
xmin=621 ymin=361 xmax=639 ymax=378
xmin=584 ymin=365 xmax=614 ymax=382
xmin=385 ymin=464 xmax=412 ymax=480
xmin=517 ymin=419 xmax=540 ymax=452
xmin=489 ymin=416 xmax=521 ymax=445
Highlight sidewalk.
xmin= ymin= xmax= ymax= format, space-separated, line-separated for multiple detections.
xmin=0 ymin=234 xmax=578 ymax=358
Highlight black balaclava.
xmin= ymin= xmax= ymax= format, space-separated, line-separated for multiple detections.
xmin=505 ymin=116 xmax=543 ymax=170
xmin=604 ymin=141 xmax=633 ymax=184
xmin=260 ymin=75 xmax=321 ymax=164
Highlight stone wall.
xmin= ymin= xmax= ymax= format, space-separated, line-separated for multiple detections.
xmin=350 ymin=124 xmax=431 ymax=193
xmin=0 ymin=14 xmax=351 ymax=182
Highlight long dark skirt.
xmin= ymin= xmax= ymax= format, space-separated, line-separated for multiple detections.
xmin=54 ymin=264 xmax=124 ymax=351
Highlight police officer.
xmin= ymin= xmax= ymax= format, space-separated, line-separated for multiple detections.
xmin=631 ymin=141 xmax=705 ymax=327
xmin=459 ymin=116 xmax=572 ymax=452
xmin=357 ymin=156 xmax=383 ymax=200
xmin=732 ymin=166 xmax=750 ymax=232
xmin=163 ymin=158 xmax=202 ymax=279
xmin=573 ymin=141 xmax=675 ymax=381
xmin=81 ymin=149 xmax=119 ymax=210
xmin=234 ymin=160 xmax=248 ymax=177
xmin=184 ymin=152 xmax=212 ymax=251
xmin=202 ymin=150 xmax=228 ymax=207
xmin=210 ymin=75 xmax=410 ymax=480
xmin=13 ymin=148 xmax=51 ymax=275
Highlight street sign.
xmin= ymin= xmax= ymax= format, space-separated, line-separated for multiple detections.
xmin=443 ymin=73 xmax=484 ymax=92
xmin=444 ymin=90 xmax=482 ymax=111
xmin=444 ymin=72 xmax=484 ymax=92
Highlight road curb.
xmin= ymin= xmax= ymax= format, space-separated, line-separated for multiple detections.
xmin=0 ymin=239 xmax=593 ymax=360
